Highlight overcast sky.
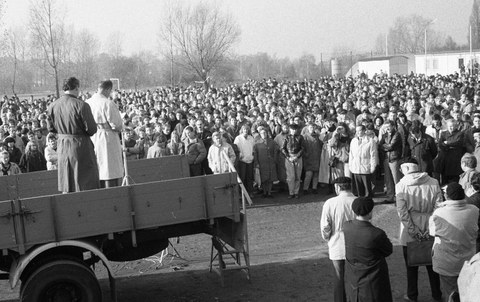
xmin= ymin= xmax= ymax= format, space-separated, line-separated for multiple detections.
xmin=3 ymin=0 xmax=473 ymax=62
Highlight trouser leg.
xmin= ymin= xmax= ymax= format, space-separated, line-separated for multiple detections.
xmin=244 ymin=162 xmax=254 ymax=193
xmin=439 ymin=275 xmax=458 ymax=302
xmin=389 ymin=160 xmax=401 ymax=184
xmin=426 ymin=265 xmax=442 ymax=300
xmin=364 ymin=173 xmax=373 ymax=198
xmin=263 ymin=180 xmax=272 ymax=194
xmin=101 ymin=178 xmax=120 ymax=188
xmin=331 ymin=260 xmax=346 ymax=302
xmin=402 ymin=246 xmax=419 ymax=300
xmin=351 ymin=173 xmax=359 ymax=196
xmin=384 ymin=159 xmax=395 ymax=200
xmin=353 ymin=174 xmax=365 ymax=197
xmin=238 ymin=162 xmax=253 ymax=193
xmin=304 ymin=171 xmax=313 ymax=190
xmin=312 ymin=171 xmax=319 ymax=189
xmin=293 ymin=159 xmax=303 ymax=194
xmin=285 ymin=159 xmax=295 ymax=195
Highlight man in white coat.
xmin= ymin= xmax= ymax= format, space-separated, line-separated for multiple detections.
xmin=349 ymin=125 xmax=378 ymax=198
xmin=86 ymin=80 xmax=124 ymax=188
xmin=320 ymin=176 xmax=356 ymax=302
xmin=396 ymin=158 xmax=443 ymax=302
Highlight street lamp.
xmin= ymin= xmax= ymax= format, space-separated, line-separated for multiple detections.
xmin=424 ymin=19 xmax=437 ymax=76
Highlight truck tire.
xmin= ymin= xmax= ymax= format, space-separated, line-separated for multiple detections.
xmin=20 ymin=259 xmax=102 ymax=302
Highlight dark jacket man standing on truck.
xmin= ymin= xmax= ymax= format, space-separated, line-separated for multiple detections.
xmin=47 ymin=77 xmax=99 ymax=193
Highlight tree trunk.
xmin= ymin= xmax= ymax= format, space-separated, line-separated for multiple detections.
xmin=54 ymin=66 xmax=60 ymax=98
xmin=11 ymin=58 xmax=17 ymax=95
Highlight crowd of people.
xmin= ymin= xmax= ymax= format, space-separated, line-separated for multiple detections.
xmin=1 ymin=71 xmax=480 ymax=300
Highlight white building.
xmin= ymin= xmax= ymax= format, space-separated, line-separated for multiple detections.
xmin=415 ymin=50 xmax=480 ymax=76
xmin=347 ymin=56 xmax=410 ymax=78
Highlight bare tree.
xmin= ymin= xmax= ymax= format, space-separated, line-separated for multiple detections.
xmin=470 ymin=0 xmax=480 ymax=49
xmin=159 ymin=1 xmax=240 ymax=90
xmin=388 ymin=14 xmax=441 ymax=54
xmin=106 ymin=31 xmax=124 ymax=59
xmin=74 ymin=29 xmax=100 ymax=88
xmin=6 ymin=26 xmax=27 ymax=94
xmin=29 ymin=0 xmax=65 ymax=97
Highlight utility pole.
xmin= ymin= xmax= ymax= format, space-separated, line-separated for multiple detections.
xmin=320 ymin=53 xmax=323 ymax=76
xmin=470 ymin=25 xmax=473 ymax=75
xmin=386 ymin=32 xmax=388 ymax=56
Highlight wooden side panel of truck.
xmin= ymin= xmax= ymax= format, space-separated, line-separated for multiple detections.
xmin=0 ymin=155 xmax=248 ymax=302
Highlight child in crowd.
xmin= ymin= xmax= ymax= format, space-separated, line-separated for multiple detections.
xmin=147 ymin=134 xmax=170 ymax=158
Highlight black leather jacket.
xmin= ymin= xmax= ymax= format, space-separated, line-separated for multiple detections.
xmin=281 ymin=134 xmax=305 ymax=158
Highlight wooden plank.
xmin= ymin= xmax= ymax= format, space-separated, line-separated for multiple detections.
xmin=0 ymin=156 xmax=190 ymax=202
xmin=3 ymin=172 xmax=239 ymax=252
xmin=133 ymin=178 xmax=206 ymax=228
xmin=19 ymin=197 xmax=56 ymax=248
xmin=16 ymin=170 xmax=58 ymax=198
xmin=0 ymin=201 xmax=17 ymax=250
xmin=205 ymin=174 xmax=239 ymax=220
xmin=128 ymin=155 xmax=190 ymax=183
xmin=51 ymin=188 xmax=132 ymax=240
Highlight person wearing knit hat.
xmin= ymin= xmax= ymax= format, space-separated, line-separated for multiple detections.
xmin=343 ymin=196 xmax=393 ymax=302
xmin=396 ymin=157 xmax=443 ymax=302
xmin=429 ymin=182 xmax=479 ymax=300
xmin=3 ymin=136 xmax=22 ymax=164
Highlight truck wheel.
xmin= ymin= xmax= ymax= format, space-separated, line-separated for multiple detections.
xmin=20 ymin=259 xmax=102 ymax=302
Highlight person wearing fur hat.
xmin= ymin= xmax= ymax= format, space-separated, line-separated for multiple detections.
xmin=429 ymin=183 xmax=479 ymax=301
xmin=343 ymin=197 xmax=393 ymax=302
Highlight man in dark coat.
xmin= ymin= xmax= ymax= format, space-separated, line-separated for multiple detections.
xmin=407 ymin=120 xmax=438 ymax=177
xmin=344 ymin=197 xmax=393 ymax=302
xmin=195 ymin=118 xmax=213 ymax=175
xmin=438 ymin=119 xmax=465 ymax=184
xmin=465 ymin=114 xmax=480 ymax=154
xmin=281 ymin=123 xmax=305 ymax=198
xmin=466 ymin=172 xmax=480 ymax=252
xmin=302 ymin=122 xmax=322 ymax=194
xmin=47 ymin=77 xmax=99 ymax=193
xmin=379 ymin=120 xmax=403 ymax=203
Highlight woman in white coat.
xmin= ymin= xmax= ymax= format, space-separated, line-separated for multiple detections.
xmin=349 ymin=125 xmax=378 ymax=198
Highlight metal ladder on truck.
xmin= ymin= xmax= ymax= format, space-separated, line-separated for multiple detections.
xmin=209 ymin=151 xmax=251 ymax=286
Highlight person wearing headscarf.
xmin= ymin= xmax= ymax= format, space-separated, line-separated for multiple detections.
xmin=18 ymin=141 xmax=47 ymax=173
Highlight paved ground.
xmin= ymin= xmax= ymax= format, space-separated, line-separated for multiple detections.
xmin=0 ymin=187 xmax=438 ymax=302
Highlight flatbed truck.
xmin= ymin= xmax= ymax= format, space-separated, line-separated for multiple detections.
xmin=0 ymin=155 xmax=249 ymax=301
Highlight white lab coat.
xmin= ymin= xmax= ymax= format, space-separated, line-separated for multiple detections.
xmin=86 ymin=93 xmax=124 ymax=180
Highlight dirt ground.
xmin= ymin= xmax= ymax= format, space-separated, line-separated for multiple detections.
xmin=0 ymin=187 xmax=437 ymax=302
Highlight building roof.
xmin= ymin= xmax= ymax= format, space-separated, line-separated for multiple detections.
xmin=414 ymin=49 xmax=480 ymax=57
xmin=358 ymin=55 xmax=409 ymax=62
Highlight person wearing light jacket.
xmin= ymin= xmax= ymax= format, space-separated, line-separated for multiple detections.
xmin=349 ymin=125 xmax=378 ymax=198
xmin=429 ymin=183 xmax=479 ymax=301
xmin=396 ymin=158 xmax=443 ymax=302
xmin=208 ymin=132 xmax=236 ymax=174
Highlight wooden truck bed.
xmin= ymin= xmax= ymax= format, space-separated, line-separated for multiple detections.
xmin=0 ymin=156 xmax=241 ymax=254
